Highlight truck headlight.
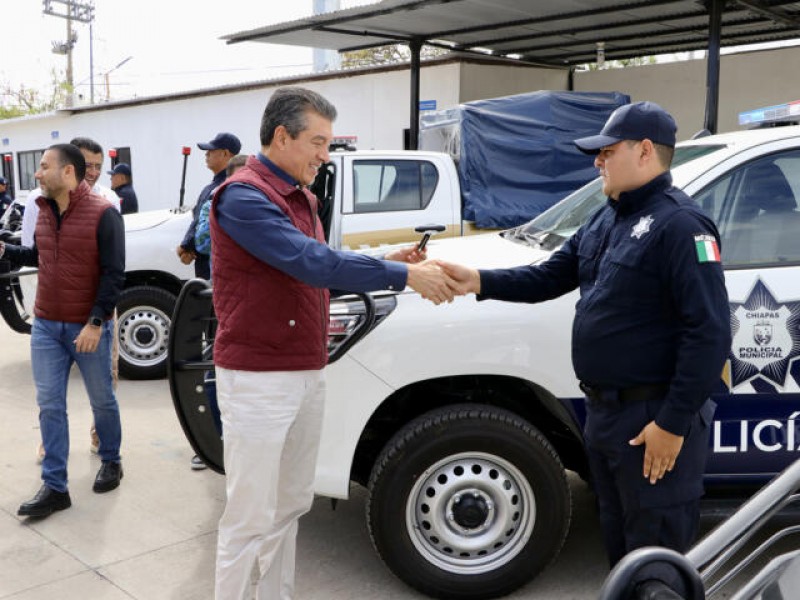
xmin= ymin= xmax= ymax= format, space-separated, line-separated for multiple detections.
xmin=328 ymin=294 xmax=397 ymax=357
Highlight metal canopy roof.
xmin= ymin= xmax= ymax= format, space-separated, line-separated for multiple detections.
xmin=223 ymin=0 xmax=800 ymax=147
xmin=224 ymin=0 xmax=800 ymax=67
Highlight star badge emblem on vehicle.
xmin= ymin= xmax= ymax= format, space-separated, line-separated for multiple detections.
xmin=729 ymin=279 xmax=800 ymax=389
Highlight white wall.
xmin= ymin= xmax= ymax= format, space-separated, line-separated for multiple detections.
xmin=459 ymin=62 xmax=569 ymax=103
xmin=0 ymin=62 xmax=466 ymax=211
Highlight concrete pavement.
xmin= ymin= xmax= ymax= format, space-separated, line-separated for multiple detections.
xmin=0 ymin=321 xmax=612 ymax=599
xmin=2 ymin=322 xmax=778 ymax=599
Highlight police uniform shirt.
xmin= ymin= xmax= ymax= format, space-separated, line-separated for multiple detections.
xmin=479 ymin=171 xmax=731 ymax=436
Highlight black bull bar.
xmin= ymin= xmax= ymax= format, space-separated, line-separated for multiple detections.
xmin=167 ymin=278 xmax=376 ymax=474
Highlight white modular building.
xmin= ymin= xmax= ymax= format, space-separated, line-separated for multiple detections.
xmin=2 ymin=44 xmax=800 ymax=212
xmin=0 ymin=55 xmax=566 ymax=212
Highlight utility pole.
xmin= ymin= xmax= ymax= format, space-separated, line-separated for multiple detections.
xmin=43 ymin=0 xmax=95 ymax=106
xmin=65 ymin=8 xmax=73 ymax=105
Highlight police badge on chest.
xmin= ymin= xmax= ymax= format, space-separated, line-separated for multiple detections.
xmin=630 ymin=215 xmax=654 ymax=239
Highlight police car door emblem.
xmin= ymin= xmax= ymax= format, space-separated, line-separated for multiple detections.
xmin=729 ymin=279 xmax=800 ymax=389
xmin=631 ymin=215 xmax=654 ymax=239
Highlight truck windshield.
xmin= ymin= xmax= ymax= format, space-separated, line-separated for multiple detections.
xmin=511 ymin=143 xmax=727 ymax=249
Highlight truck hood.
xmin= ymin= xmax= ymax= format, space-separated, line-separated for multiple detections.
xmin=422 ymin=231 xmax=553 ymax=269
xmin=123 ymin=207 xmax=192 ymax=232
xmin=124 ymin=208 xmax=194 ymax=278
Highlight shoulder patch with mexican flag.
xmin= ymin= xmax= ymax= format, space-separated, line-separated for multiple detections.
xmin=694 ymin=234 xmax=720 ymax=263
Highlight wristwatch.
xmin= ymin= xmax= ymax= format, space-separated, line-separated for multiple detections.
xmin=88 ymin=316 xmax=103 ymax=327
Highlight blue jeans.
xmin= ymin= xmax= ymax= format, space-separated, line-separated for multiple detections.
xmin=31 ymin=318 xmax=122 ymax=493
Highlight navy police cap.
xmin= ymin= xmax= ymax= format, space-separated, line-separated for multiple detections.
xmin=197 ymin=132 xmax=242 ymax=155
xmin=574 ymin=101 xmax=677 ymax=154
xmin=107 ymin=163 xmax=132 ymax=177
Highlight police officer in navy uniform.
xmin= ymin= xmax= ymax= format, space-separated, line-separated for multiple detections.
xmin=108 ymin=163 xmax=139 ymax=214
xmin=440 ymin=102 xmax=731 ymax=581
xmin=176 ymin=132 xmax=242 ymax=279
xmin=0 ymin=176 xmax=13 ymax=214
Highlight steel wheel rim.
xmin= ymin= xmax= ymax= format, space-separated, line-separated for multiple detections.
xmin=405 ymin=451 xmax=536 ymax=574
xmin=117 ymin=306 xmax=170 ymax=367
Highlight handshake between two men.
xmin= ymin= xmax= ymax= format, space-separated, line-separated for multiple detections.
xmin=384 ymin=244 xmax=480 ymax=305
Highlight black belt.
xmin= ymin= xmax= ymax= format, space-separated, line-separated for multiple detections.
xmin=579 ymin=382 xmax=670 ymax=405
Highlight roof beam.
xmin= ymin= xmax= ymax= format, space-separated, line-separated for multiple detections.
xmin=335 ymin=37 xmax=564 ymax=67
xmin=459 ymin=9 xmax=709 ymax=49
xmin=540 ymin=24 xmax=800 ymax=64
xmin=732 ymin=0 xmax=800 ymax=29
xmin=505 ymin=15 xmax=774 ymax=57
xmin=415 ymin=0 xmax=685 ymax=39
xmin=315 ymin=25 xmax=415 ymax=44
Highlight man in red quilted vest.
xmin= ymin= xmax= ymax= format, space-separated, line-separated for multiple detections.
xmin=0 ymin=144 xmax=125 ymax=518
xmin=209 ymin=87 xmax=454 ymax=599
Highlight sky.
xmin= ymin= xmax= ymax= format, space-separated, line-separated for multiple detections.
xmin=2 ymin=0 xmax=375 ymax=104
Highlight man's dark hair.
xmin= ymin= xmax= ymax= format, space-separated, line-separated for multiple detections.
xmin=69 ymin=136 xmax=103 ymax=155
xmin=625 ymin=140 xmax=675 ymax=169
xmin=654 ymin=143 xmax=675 ymax=168
xmin=226 ymin=154 xmax=248 ymax=177
xmin=260 ymin=87 xmax=337 ymax=146
xmin=49 ymin=143 xmax=87 ymax=181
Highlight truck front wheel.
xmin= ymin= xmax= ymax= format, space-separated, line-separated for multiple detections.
xmin=116 ymin=285 xmax=176 ymax=380
xmin=367 ymin=405 xmax=571 ymax=599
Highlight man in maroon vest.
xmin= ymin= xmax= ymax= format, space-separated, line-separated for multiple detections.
xmin=0 ymin=144 xmax=125 ymax=518
xmin=209 ymin=87 xmax=454 ymax=598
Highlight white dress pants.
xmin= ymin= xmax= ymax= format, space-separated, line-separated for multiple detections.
xmin=214 ymin=367 xmax=326 ymax=600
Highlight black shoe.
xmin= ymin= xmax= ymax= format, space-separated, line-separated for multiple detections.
xmin=18 ymin=485 xmax=71 ymax=517
xmin=93 ymin=461 xmax=123 ymax=493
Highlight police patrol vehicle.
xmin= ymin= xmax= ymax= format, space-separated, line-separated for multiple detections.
xmin=169 ymin=102 xmax=800 ymax=600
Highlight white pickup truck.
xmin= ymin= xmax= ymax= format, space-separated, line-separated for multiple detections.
xmin=1 ymin=148 xmax=558 ymax=379
xmin=0 ymin=150 xmax=471 ymax=380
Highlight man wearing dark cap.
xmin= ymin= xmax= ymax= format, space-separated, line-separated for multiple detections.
xmin=439 ymin=102 xmax=730 ymax=579
xmin=177 ymin=132 xmax=241 ymax=279
xmin=108 ymin=163 xmax=139 ymax=215
xmin=0 ymin=176 xmax=13 ymax=215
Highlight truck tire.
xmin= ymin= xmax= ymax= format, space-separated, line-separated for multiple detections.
xmin=367 ymin=405 xmax=571 ymax=599
xmin=117 ymin=285 xmax=176 ymax=380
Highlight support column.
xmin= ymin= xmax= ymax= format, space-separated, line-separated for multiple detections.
xmin=409 ymin=38 xmax=422 ymax=150
xmin=704 ymin=0 xmax=724 ymax=134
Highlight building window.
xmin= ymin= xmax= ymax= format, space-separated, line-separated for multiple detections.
xmin=110 ymin=146 xmax=132 ymax=170
xmin=17 ymin=150 xmax=45 ymax=191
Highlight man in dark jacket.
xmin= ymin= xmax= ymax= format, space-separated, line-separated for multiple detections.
xmin=108 ymin=163 xmax=139 ymax=214
xmin=0 ymin=176 xmax=12 ymax=214
xmin=440 ymin=102 xmax=731 ymax=585
xmin=0 ymin=143 xmax=125 ymax=518
xmin=176 ymin=132 xmax=241 ymax=279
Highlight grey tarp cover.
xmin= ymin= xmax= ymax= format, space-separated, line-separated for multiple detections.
xmin=421 ymin=90 xmax=630 ymax=229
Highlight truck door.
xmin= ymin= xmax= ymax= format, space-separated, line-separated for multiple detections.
xmin=309 ymin=161 xmax=336 ymax=243
xmin=690 ymin=142 xmax=800 ymax=484
xmin=339 ymin=155 xmax=457 ymax=250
